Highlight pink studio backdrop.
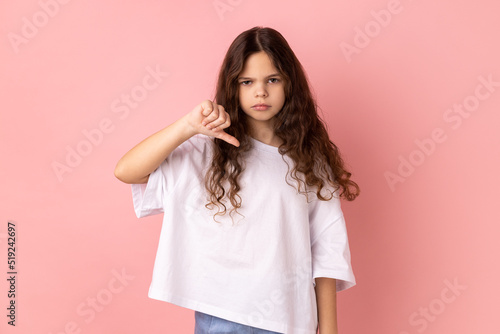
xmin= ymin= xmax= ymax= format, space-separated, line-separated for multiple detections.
xmin=1 ymin=0 xmax=499 ymax=333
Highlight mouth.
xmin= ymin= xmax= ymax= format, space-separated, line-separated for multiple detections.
xmin=252 ymin=103 xmax=271 ymax=111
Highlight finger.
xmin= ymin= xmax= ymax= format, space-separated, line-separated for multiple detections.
xmin=206 ymin=109 xmax=227 ymax=130
xmin=202 ymin=108 xmax=220 ymax=126
xmin=213 ymin=130 xmax=240 ymax=147
xmin=200 ymin=102 xmax=215 ymax=126
xmin=201 ymin=100 xmax=214 ymax=117
xmin=204 ymin=104 xmax=225 ymax=128
xmin=210 ymin=114 xmax=231 ymax=131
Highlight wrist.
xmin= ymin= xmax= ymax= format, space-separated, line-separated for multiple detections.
xmin=175 ymin=115 xmax=197 ymax=140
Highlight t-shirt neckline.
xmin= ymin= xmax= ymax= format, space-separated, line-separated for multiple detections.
xmin=248 ymin=136 xmax=280 ymax=154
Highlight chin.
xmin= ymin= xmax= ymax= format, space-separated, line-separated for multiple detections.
xmin=252 ymin=116 xmax=275 ymax=122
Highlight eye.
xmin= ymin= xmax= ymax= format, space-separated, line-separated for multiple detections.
xmin=269 ymin=78 xmax=280 ymax=83
xmin=240 ymin=80 xmax=251 ymax=85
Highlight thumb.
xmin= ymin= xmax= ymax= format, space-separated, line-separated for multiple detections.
xmin=212 ymin=129 xmax=240 ymax=147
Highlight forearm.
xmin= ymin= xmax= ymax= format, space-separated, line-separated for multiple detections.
xmin=314 ymin=277 xmax=338 ymax=334
xmin=114 ymin=100 xmax=239 ymax=184
xmin=114 ymin=115 xmax=195 ymax=184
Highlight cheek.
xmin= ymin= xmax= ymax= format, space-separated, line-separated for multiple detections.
xmin=239 ymin=90 xmax=249 ymax=106
xmin=275 ymin=88 xmax=286 ymax=104
xmin=238 ymin=94 xmax=244 ymax=107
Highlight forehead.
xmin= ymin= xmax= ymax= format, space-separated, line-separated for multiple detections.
xmin=238 ymin=51 xmax=279 ymax=77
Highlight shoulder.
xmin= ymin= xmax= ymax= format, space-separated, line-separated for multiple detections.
xmin=158 ymin=135 xmax=213 ymax=182
xmin=308 ymin=185 xmax=343 ymax=217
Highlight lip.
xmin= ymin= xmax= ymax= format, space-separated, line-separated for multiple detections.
xmin=252 ymin=103 xmax=271 ymax=111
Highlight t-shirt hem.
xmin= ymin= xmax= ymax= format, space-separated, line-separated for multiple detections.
xmin=131 ymin=163 xmax=165 ymax=218
xmin=147 ymin=288 xmax=316 ymax=334
xmin=312 ymin=271 xmax=356 ymax=292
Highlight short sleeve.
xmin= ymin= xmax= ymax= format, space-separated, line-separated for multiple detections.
xmin=131 ymin=162 xmax=167 ymax=218
xmin=130 ymin=135 xmax=209 ymax=218
xmin=309 ymin=191 xmax=356 ymax=292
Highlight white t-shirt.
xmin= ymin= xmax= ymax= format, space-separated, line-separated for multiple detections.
xmin=131 ymin=134 xmax=356 ymax=334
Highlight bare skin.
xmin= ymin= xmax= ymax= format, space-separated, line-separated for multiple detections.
xmin=315 ymin=277 xmax=339 ymax=334
xmin=114 ymin=100 xmax=239 ymax=184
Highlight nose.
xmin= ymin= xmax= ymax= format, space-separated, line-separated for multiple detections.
xmin=254 ymin=82 xmax=268 ymax=98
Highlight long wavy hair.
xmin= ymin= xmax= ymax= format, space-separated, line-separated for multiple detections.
xmin=205 ymin=26 xmax=360 ymax=221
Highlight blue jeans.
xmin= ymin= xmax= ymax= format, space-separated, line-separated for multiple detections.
xmin=194 ymin=311 xmax=283 ymax=334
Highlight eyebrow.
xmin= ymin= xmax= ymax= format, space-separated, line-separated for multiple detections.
xmin=238 ymin=73 xmax=281 ymax=80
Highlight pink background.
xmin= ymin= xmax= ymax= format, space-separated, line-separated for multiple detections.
xmin=1 ymin=0 xmax=499 ymax=333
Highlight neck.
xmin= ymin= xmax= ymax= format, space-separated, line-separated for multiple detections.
xmin=247 ymin=121 xmax=282 ymax=147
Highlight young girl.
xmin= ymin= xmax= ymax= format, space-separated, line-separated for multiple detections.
xmin=115 ymin=26 xmax=359 ymax=334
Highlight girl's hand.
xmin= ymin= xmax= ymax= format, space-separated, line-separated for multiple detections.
xmin=184 ymin=100 xmax=240 ymax=147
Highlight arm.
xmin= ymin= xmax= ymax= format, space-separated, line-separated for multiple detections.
xmin=114 ymin=100 xmax=240 ymax=184
xmin=315 ymin=277 xmax=338 ymax=334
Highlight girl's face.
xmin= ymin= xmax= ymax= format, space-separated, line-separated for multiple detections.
xmin=237 ymin=51 xmax=285 ymax=132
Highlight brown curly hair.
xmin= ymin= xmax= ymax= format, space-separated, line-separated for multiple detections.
xmin=205 ymin=26 xmax=359 ymax=221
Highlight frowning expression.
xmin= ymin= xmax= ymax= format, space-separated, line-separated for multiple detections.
xmin=238 ymin=51 xmax=286 ymax=131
